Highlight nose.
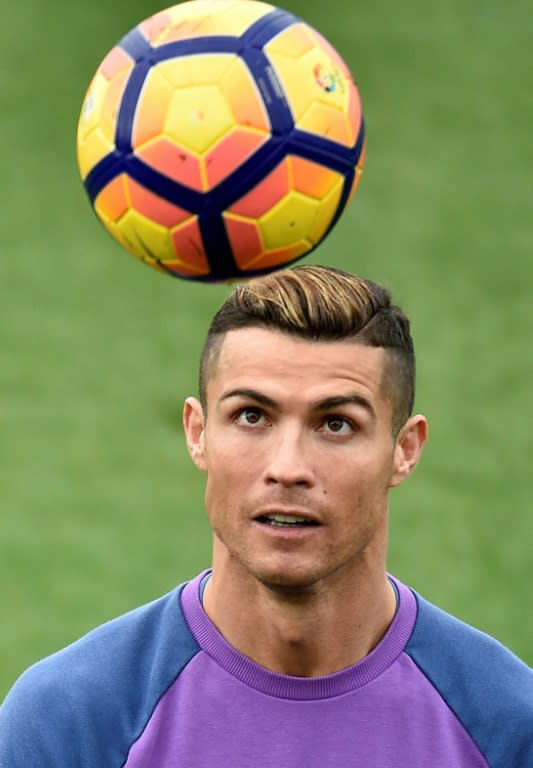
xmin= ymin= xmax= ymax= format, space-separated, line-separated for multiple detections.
xmin=263 ymin=426 xmax=315 ymax=488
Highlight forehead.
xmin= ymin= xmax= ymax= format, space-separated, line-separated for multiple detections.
xmin=207 ymin=327 xmax=387 ymax=404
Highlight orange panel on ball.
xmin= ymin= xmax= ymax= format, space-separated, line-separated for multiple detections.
xmin=244 ymin=241 xmax=311 ymax=271
xmin=229 ymin=161 xmax=290 ymax=218
xmin=156 ymin=18 xmax=213 ymax=44
xmin=95 ymin=175 xmax=129 ymax=221
xmin=204 ymin=129 xmax=268 ymax=189
xmin=346 ymin=89 xmax=363 ymax=147
xmin=170 ymin=218 xmax=210 ymax=275
xmin=224 ymin=215 xmax=264 ymax=269
xmin=127 ymin=178 xmax=192 ymax=228
xmin=136 ymin=138 xmax=204 ymax=192
xmin=298 ymin=101 xmax=354 ymax=147
xmin=346 ymin=146 xmax=366 ymax=206
xmin=290 ymin=156 xmax=343 ymax=199
xmin=164 ymin=259 xmax=211 ymax=278
xmin=117 ymin=210 xmax=176 ymax=262
xmin=312 ymin=29 xmax=353 ymax=81
xmin=100 ymin=46 xmax=133 ymax=81
xmin=138 ymin=11 xmax=173 ymax=45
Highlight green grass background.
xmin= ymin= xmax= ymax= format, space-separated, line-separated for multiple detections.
xmin=1 ymin=0 xmax=531 ymax=697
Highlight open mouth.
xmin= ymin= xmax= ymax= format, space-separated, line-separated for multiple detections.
xmin=256 ymin=514 xmax=319 ymax=528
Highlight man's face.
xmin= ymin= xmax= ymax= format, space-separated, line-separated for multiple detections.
xmin=184 ymin=327 xmax=425 ymax=591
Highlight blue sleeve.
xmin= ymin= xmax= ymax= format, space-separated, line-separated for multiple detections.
xmin=0 ymin=585 xmax=200 ymax=768
xmin=405 ymin=591 xmax=533 ymax=768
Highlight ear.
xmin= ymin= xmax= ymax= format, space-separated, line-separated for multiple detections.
xmin=183 ymin=397 xmax=207 ymax=472
xmin=389 ymin=414 xmax=428 ymax=488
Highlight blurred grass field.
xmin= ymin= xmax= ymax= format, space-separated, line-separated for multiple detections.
xmin=1 ymin=0 xmax=531 ymax=697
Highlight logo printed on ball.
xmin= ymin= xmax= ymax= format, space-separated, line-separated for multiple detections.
xmin=313 ymin=63 xmax=337 ymax=93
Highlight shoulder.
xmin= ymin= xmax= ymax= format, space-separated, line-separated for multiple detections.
xmin=0 ymin=582 xmax=201 ymax=768
xmin=405 ymin=588 xmax=533 ymax=767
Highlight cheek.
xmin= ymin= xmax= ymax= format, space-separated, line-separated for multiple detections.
xmin=337 ymin=448 xmax=391 ymax=483
xmin=357 ymin=442 xmax=396 ymax=482
xmin=332 ymin=453 xmax=393 ymax=512
xmin=203 ymin=440 xmax=254 ymax=507
xmin=206 ymin=430 xmax=265 ymax=479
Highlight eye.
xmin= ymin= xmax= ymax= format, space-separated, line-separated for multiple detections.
xmin=235 ymin=407 xmax=267 ymax=427
xmin=321 ymin=416 xmax=354 ymax=435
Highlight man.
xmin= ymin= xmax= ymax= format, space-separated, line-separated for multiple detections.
xmin=1 ymin=265 xmax=531 ymax=767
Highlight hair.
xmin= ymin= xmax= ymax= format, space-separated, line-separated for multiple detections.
xmin=199 ymin=265 xmax=415 ymax=435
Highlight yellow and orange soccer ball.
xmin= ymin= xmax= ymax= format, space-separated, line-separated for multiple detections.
xmin=77 ymin=0 xmax=365 ymax=283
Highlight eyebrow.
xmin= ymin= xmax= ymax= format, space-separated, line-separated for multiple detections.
xmin=219 ymin=389 xmax=376 ymax=419
xmin=313 ymin=394 xmax=376 ymax=419
xmin=220 ymin=388 xmax=277 ymax=409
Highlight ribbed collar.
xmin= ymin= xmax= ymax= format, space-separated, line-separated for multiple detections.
xmin=181 ymin=570 xmax=417 ymax=700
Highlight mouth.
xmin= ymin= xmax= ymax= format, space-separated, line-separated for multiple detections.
xmin=255 ymin=513 xmax=320 ymax=528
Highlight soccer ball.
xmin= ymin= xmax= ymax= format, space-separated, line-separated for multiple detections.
xmin=77 ymin=0 xmax=365 ymax=283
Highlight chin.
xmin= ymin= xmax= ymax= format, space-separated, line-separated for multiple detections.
xmin=252 ymin=564 xmax=325 ymax=594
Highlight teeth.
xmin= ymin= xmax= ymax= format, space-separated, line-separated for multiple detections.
xmin=263 ymin=514 xmax=314 ymax=525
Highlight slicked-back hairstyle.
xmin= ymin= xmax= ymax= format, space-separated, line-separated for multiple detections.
xmin=199 ymin=265 xmax=416 ymax=435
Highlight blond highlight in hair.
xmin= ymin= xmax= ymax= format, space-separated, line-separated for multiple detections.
xmin=199 ymin=265 xmax=415 ymax=434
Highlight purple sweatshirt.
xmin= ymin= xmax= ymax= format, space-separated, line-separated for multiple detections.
xmin=1 ymin=570 xmax=532 ymax=767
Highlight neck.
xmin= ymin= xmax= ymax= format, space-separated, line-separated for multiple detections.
xmin=202 ymin=555 xmax=397 ymax=677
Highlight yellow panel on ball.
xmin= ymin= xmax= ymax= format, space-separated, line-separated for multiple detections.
xmin=77 ymin=51 xmax=135 ymax=179
xmin=77 ymin=75 xmax=117 ymax=180
xmin=220 ymin=58 xmax=271 ymax=134
xmin=259 ymin=192 xmax=320 ymax=251
xmin=117 ymin=210 xmax=176 ymax=263
xmin=77 ymin=124 xmax=116 ymax=182
xmin=155 ymin=54 xmax=236 ymax=90
xmin=165 ymin=85 xmax=235 ymax=155
xmin=265 ymin=22 xmax=316 ymax=59
xmin=98 ymin=217 xmax=144 ymax=262
xmin=265 ymin=27 xmax=357 ymax=146
xmin=308 ymin=180 xmax=344 ymax=245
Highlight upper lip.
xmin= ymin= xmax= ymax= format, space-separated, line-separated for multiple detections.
xmin=253 ymin=507 xmax=322 ymax=524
